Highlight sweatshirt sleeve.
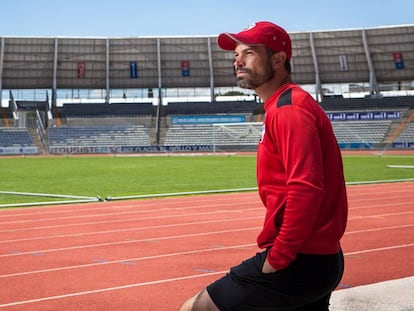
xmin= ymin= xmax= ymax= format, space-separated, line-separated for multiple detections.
xmin=266 ymin=101 xmax=326 ymax=270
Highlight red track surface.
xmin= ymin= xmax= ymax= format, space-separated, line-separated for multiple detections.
xmin=1 ymin=182 xmax=413 ymax=310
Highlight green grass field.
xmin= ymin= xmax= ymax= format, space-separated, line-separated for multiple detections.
xmin=1 ymin=154 xmax=413 ymax=206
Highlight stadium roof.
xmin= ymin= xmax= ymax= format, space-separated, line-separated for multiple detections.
xmin=0 ymin=24 xmax=413 ymax=104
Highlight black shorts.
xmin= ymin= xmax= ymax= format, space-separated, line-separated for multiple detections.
xmin=206 ymin=249 xmax=344 ymax=311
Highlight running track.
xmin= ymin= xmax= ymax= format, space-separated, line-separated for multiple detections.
xmin=1 ymin=182 xmax=413 ymax=310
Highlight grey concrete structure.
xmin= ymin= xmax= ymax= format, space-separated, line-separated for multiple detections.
xmin=0 ymin=24 xmax=413 ymax=105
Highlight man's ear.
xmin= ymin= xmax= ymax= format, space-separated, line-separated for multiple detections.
xmin=272 ymin=51 xmax=287 ymax=68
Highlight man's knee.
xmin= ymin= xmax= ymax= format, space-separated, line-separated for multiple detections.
xmin=179 ymin=289 xmax=219 ymax=311
xmin=179 ymin=295 xmax=196 ymax=311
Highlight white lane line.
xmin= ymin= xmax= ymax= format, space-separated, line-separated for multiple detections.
xmin=345 ymin=243 xmax=414 ymax=256
xmin=348 ymin=210 xmax=414 ymax=220
xmin=1 ymin=243 xmax=257 ymax=278
xmin=0 ymin=227 xmax=260 ymax=258
xmin=345 ymin=224 xmax=414 ymax=235
xmin=0 ymin=215 xmax=262 ymax=244
xmin=0 ymin=201 xmax=258 ymax=224
xmin=2 ymin=224 xmax=411 ymax=277
xmin=0 ymin=270 xmax=228 ymax=308
xmin=0 ymin=200 xmax=260 ymax=225
xmin=0 ymin=206 xmax=260 ymax=234
xmin=1 ymin=243 xmax=413 ymax=308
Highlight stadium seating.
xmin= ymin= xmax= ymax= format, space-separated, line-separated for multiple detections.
xmin=163 ymin=119 xmax=397 ymax=148
xmin=1 ymin=96 xmax=413 ymax=154
xmin=48 ymin=125 xmax=151 ymax=148
xmin=0 ymin=128 xmax=35 ymax=147
xmin=331 ymin=120 xmax=393 ymax=143
xmin=395 ymin=122 xmax=414 ymax=142
xmin=164 ymin=123 xmax=261 ymax=147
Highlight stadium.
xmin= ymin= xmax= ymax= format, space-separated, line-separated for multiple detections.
xmin=0 ymin=24 xmax=414 ymax=155
xmin=0 ymin=24 xmax=413 ymax=310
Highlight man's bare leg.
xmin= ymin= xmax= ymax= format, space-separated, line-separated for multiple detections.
xmin=179 ymin=289 xmax=219 ymax=311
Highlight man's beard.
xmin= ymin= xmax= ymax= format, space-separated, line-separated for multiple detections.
xmin=236 ymin=62 xmax=274 ymax=89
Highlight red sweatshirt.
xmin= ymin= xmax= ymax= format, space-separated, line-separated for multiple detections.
xmin=256 ymin=83 xmax=348 ymax=270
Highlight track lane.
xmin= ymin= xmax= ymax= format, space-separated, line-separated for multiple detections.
xmin=0 ymin=182 xmax=413 ymax=310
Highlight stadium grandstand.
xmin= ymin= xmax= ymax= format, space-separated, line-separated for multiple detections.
xmin=0 ymin=24 xmax=413 ymax=155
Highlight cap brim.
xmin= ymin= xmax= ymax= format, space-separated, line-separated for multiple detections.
xmin=217 ymin=33 xmax=238 ymax=50
xmin=218 ymin=32 xmax=265 ymax=51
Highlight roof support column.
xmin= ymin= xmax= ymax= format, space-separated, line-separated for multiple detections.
xmin=155 ymin=37 xmax=163 ymax=145
xmin=52 ymin=38 xmax=58 ymax=108
xmin=0 ymin=38 xmax=4 ymax=106
xmin=362 ymin=29 xmax=379 ymax=96
xmin=207 ymin=37 xmax=215 ymax=103
xmin=157 ymin=38 xmax=162 ymax=105
xmin=309 ymin=32 xmax=323 ymax=102
xmin=105 ymin=38 xmax=110 ymax=104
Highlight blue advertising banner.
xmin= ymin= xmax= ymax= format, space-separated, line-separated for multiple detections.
xmin=0 ymin=146 xmax=39 ymax=155
xmin=171 ymin=115 xmax=246 ymax=125
xmin=326 ymin=111 xmax=400 ymax=121
xmin=130 ymin=62 xmax=138 ymax=78
xmin=392 ymin=142 xmax=414 ymax=149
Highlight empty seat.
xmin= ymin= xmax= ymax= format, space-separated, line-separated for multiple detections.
xmin=0 ymin=128 xmax=35 ymax=147
xmin=48 ymin=125 xmax=151 ymax=148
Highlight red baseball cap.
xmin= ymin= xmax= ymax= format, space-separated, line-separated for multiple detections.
xmin=217 ymin=21 xmax=292 ymax=60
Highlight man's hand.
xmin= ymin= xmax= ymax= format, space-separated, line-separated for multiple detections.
xmin=262 ymin=257 xmax=277 ymax=274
